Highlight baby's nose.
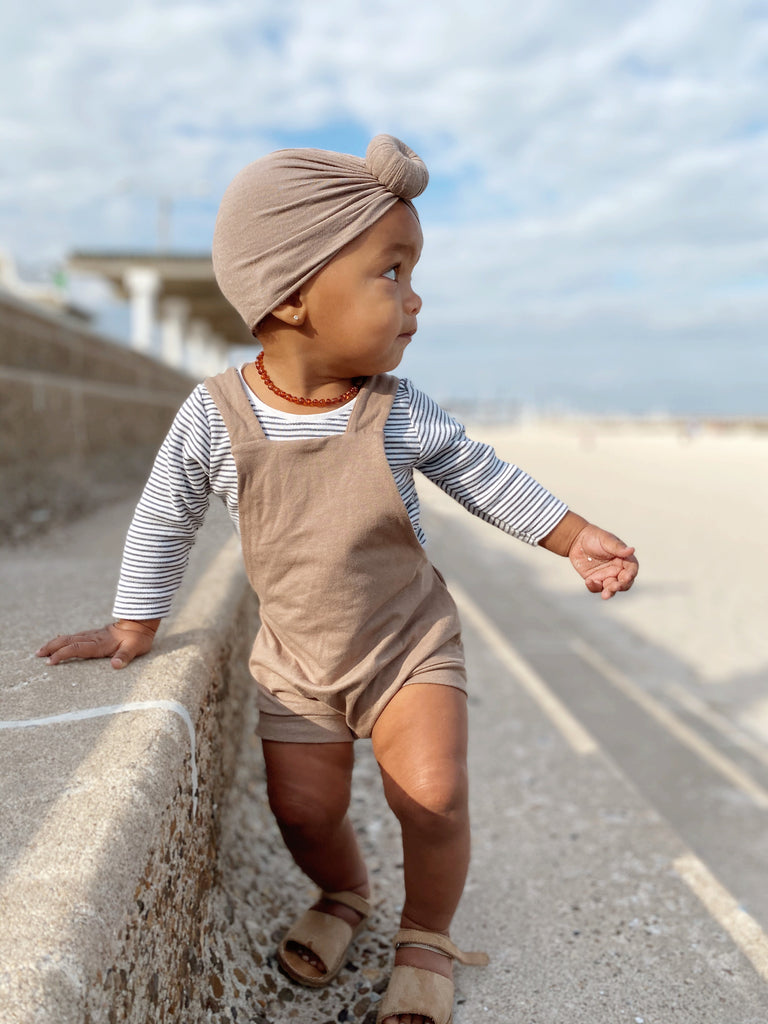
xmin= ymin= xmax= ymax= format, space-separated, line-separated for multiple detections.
xmin=407 ymin=287 xmax=422 ymax=315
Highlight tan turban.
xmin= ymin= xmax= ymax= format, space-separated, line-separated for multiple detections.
xmin=212 ymin=135 xmax=429 ymax=333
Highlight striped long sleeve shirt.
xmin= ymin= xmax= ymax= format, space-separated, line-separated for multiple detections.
xmin=113 ymin=373 xmax=568 ymax=619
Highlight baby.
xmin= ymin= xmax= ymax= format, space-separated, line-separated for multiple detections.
xmin=38 ymin=135 xmax=638 ymax=1024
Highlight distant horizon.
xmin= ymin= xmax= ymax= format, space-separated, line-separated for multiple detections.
xmin=81 ymin=299 xmax=765 ymax=422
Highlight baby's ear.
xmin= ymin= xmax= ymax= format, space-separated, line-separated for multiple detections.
xmin=270 ymin=294 xmax=305 ymax=326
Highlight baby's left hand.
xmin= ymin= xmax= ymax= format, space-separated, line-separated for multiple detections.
xmin=568 ymin=524 xmax=638 ymax=600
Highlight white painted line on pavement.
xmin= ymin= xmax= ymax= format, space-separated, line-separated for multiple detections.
xmin=667 ymin=683 xmax=768 ymax=771
xmin=571 ymin=639 xmax=768 ymax=809
xmin=674 ymin=853 xmax=768 ymax=982
xmin=450 ymin=581 xmax=598 ymax=756
xmin=0 ymin=700 xmax=198 ymax=815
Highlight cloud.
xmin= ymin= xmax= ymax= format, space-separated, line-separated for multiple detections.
xmin=1 ymin=0 xmax=766 ymax=411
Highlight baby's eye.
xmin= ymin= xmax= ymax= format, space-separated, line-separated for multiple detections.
xmin=382 ymin=266 xmax=398 ymax=281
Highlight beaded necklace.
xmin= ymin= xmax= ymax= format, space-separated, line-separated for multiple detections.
xmin=255 ymin=351 xmax=363 ymax=407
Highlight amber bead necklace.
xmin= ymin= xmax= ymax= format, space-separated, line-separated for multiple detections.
xmin=255 ymin=351 xmax=363 ymax=407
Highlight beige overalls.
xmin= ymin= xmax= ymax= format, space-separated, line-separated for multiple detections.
xmin=204 ymin=368 xmax=466 ymax=743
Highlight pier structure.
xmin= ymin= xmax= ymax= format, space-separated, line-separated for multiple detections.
xmin=67 ymin=251 xmax=254 ymax=378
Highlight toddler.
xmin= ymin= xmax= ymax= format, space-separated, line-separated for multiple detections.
xmin=38 ymin=135 xmax=638 ymax=1024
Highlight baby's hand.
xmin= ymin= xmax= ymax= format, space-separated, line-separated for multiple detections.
xmin=36 ymin=619 xmax=160 ymax=669
xmin=568 ymin=525 xmax=638 ymax=600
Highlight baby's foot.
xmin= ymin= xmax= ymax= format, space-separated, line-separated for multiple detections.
xmin=283 ymin=894 xmax=367 ymax=978
xmin=379 ymin=944 xmax=453 ymax=1024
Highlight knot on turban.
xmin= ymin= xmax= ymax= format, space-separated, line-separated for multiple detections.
xmin=365 ymin=136 xmax=429 ymax=200
xmin=212 ymin=135 xmax=429 ymax=333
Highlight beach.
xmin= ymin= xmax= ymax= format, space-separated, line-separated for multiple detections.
xmin=420 ymin=417 xmax=768 ymax=741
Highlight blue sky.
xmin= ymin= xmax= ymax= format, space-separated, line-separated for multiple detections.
xmin=1 ymin=0 xmax=767 ymax=414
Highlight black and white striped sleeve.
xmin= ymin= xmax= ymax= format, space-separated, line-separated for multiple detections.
xmin=112 ymin=387 xmax=214 ymax=619
xmin=406 ymin=381 xmax=568 ymax=545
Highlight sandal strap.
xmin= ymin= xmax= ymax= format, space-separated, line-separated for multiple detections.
xmin=376 ymin=964 xmax=454 ymax=1024
xmin=321 ymin=890 xmax=372 ymax=919
xmin=394 ymin=928 xmax=489 ymax=966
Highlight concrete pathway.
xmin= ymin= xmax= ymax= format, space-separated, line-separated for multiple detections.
xmin=2 ymin=488 xmax=768 ymax=1023
xmin=187 ymin=489 xmax=768 ymax=1023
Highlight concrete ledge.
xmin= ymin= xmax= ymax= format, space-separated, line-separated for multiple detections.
xmin=0 ymin=368 xmax=193 ymax=541
xmin=0 ymin=288 xmax=193 ymax=390
xmin=0 ymin=530 xmax=258 ymax=1024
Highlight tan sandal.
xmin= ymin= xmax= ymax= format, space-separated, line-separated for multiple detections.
xmin=276 ymin=889 xmax=371 ymax=988
xmin=376 ymin=928 xmax=489 ymax=1024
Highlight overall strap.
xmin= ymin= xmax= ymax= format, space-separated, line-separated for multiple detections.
xmin=346 ymin=373 xmax=400 ymax=433
xmin=204 ymin=367 xmax=266 ymax=444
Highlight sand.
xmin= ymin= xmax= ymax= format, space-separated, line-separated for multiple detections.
xmin=419 ymin=417 xmax=768 ymax=741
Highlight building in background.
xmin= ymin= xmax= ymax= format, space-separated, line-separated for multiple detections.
xmin=67 ymin=252 xmax=253 ymax=378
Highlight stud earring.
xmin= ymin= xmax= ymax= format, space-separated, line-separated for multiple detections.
xmin=293 ymin=315 xmax=300 ymax=321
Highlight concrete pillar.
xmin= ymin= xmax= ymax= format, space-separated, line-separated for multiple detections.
xmin=186 ymin=319 xmax=211 ymax=379
xmin=159 ymin=297 xmax=189 ymax=371
xmin=185 ymin=322 xmax=232 ymax=377
xmin=123 ymin=266 xmax=160 ymax=354
xmin=208 ymin=337 xmax=229 ymax=375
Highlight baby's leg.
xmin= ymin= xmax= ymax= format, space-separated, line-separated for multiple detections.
xmin=371 ymin=684 xmax=470 ymax=960
xmin=262 ymin=740 xmax=367 ymax=894
xmin=263 ymin=740 xmax=369 ymax=978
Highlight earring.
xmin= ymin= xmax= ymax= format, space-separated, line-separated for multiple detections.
xmin=293 ymin=315 xmax=300 ymax=321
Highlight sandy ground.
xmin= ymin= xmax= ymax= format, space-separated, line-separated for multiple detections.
xmin=421 ymin=418 xmax=768 ymax=739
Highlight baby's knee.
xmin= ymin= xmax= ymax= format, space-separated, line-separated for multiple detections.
xmin=267 ymin=777 xmax=350 ymax=833
xmin=385 ymin=763 xmax=469 ymax=832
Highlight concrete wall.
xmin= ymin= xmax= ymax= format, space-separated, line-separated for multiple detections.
xmin=0 ymin=291 xmax=265 ymax=1021
xmin=0 ymin=289 xmax=196 ymax=542
xmin=0 ymin=528 xmax=258 ymax=1024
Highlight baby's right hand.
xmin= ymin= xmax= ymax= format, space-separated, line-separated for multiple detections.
xmin=36 ymin=619 xmax=160 ymax=670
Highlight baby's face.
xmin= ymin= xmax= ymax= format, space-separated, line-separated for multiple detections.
xmin=300 ymin=201 xmax=423 ymax=379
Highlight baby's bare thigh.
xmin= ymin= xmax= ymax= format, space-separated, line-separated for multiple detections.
xmin=371 ymin=683 xmax=469 ymax=807
xmin=262 ymin=739 xmax=355 ymax=824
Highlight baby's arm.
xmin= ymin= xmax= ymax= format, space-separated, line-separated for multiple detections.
xmin=539 ymin=510 xmax=638 ymax=599
xmin=36 ymin=618 xmax=161 ymax=669
xmin=36 ymin=387 xmax=216 ymax=667
xmin=403 ymin=384 xmax=638 ymax=598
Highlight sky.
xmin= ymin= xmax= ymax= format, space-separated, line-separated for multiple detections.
xmin=1 ymin=0 xmax=767 ymax=415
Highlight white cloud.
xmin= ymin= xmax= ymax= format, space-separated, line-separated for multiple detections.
xmin=1 ymin=0 xmax=766 ymax=412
